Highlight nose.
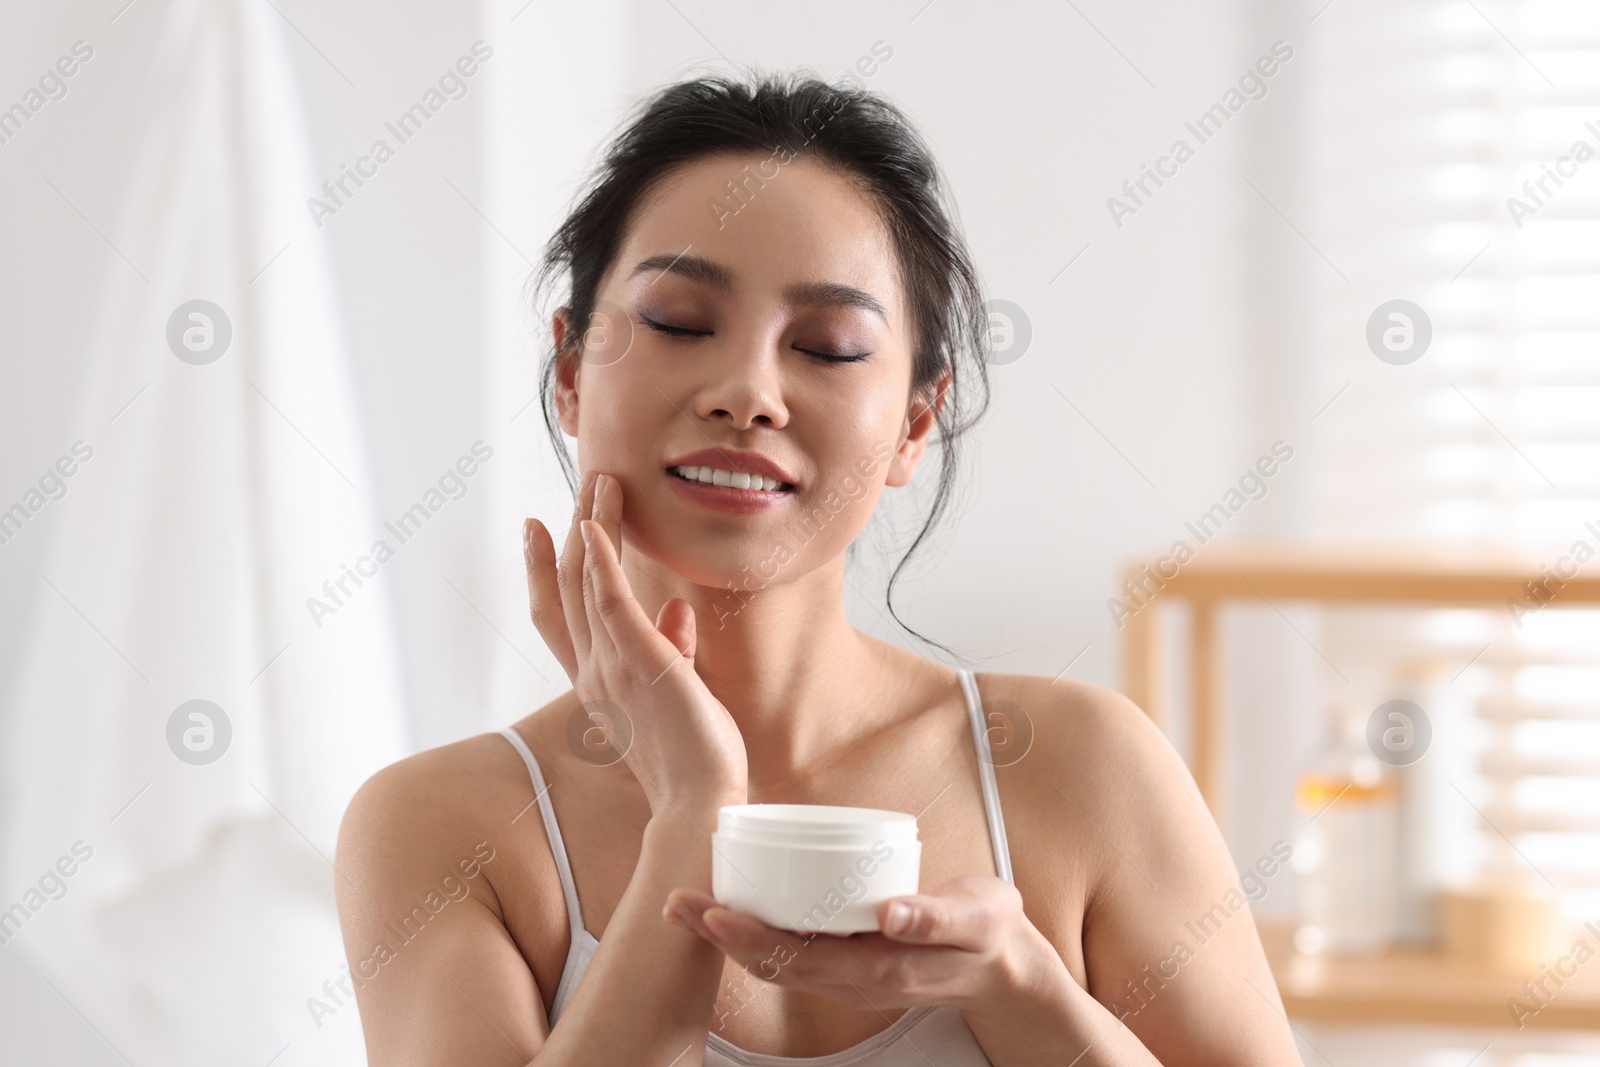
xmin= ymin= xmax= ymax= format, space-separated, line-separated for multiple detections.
xmin=693 ymin=336 xmax=789 ymax=430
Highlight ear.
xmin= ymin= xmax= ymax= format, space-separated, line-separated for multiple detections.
xmin=553 ymin=308 xmax=581 ymax=437
xmin=886 ymin=369 xmax=950 ymax=488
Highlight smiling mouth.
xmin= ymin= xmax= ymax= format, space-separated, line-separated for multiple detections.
xmin=668 ymin=465 xmax=793 ymax=492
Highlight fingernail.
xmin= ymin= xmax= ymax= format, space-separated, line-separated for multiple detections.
xmin=886 ymin=901 xmax=913 ymax=934
xmin=580 ymin=522 xmax=593 ymax=547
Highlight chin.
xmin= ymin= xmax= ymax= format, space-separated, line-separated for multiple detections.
xmin=621 ymin=511 xmax=781 ymax=591
xmin=623 ymin=501 xmax=844 ymax=606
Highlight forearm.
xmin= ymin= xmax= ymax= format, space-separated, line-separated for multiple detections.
xmin=964 ymin=925 xmax=1163 ymax=1067
xmin=532 ymin=805 xmax=729 ymax=1066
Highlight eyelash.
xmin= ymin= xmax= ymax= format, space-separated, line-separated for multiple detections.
xmin=638 ymin=314 xmax=870 ymax=364
xmin=639 ymin=315 xmax=707 ymax=339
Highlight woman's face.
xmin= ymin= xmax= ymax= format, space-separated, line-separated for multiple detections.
xmin=554 ymin=152 xmax=941 ymax=593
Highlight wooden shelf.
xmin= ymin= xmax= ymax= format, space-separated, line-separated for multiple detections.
xmin=1118 ymin=542 xmax=1600 ymax=828
xmin=1138 ymin=544 xmax=1600 ymax=606
xmin=1259 ymin=921 xmax=1600 ymax=1029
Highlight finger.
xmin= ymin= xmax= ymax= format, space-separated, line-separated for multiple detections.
xmin=662 ymin=889 xmax=722 ymax=939
xmin=524 ymin=518 xmax=576 ymax=678
xmin=879 ymin=877 xmax=1014 ymax=949
xmin=695 ymin=911 xmax=919 ymax=999
xmin=593 ymin=473 xmax=624 ymax=562
xmin=587 ymin=475 xmax=629 ymax=659
xmin=557 ymin=470 xmax=599 ymax=656
xmin=684 ymin=908 xmax=949 ymax=1008
xmin=663 ymin=887 xmax=718 ymax=917
xmin=578 ymin=520 xmax=616 ymax=657
xmin=582 ymin=519 xmax=674 ymax=664
xmin=699 ymin=907 xmax=812 ymax=968
xmin=702 ymin=907 xmax=774 ymax=941
xmin=655 ymin=598 xmax=697 ymax=662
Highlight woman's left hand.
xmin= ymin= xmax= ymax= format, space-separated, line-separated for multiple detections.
xmin=661 ymin=875 xmax=1051 ymax=1013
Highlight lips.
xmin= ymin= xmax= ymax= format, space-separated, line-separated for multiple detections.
xmin=663 ymin=447 xmax=798 ymax=515
xmin=663 ymin=448 xmax=798 ymax=488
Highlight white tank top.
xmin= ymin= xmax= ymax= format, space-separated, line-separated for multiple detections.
xmin=498 ymin=669 xmax=1013 ymax=1066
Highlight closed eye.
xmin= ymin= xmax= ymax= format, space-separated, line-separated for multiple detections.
xmin=639 ymin=314 xmax=710 ymax=338
xmin=641 ymin=314 xmax=869 ymax=363
xmin=792 ymin=345 xmax=871 ymax=364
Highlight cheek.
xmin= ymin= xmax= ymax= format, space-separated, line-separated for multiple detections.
xmin=793 ymin=401 xmax=902 ymax=519
xmin=574 ymin=366 xmax=657 ymax=466
xmin=804 ymin=361 xmax=910 ymax=443
xmin=808 ymin=385 xmax=907 ymax=482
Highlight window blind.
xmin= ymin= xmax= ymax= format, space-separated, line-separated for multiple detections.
xmin=1301 ymin=0 xmax=1600 ymax=917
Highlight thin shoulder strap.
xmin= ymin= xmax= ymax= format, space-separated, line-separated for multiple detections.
xmin=498 ymin=726 xmax=587 ymax=943
xmin=957 ymin=669 xmax=1015 ymax=884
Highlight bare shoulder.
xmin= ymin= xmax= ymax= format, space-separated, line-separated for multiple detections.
xmin=974 ymin=671 xmax=1162 ymax=747
xmin=333 ymin=726 xmax=561 ymax=1061
xmin=336 ymin=730 xmax=534 ymax=918
xmin=972 ymin=672 xmax=1198 ymax=809
xmin=969 ymin=672 xmax=1229 ymax=903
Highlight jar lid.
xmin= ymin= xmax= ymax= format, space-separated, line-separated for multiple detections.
xmin=715 ymin=803 xmax=920 ymax=849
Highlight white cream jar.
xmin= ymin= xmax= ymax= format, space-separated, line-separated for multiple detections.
xmin=711 ymin=804 xmax=921 ymax=934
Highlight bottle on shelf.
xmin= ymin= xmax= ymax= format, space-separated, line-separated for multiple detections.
xmin=1292 ymin=701 xmax=1399 ymax=954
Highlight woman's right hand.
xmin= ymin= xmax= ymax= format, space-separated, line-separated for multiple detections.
xmin=524 ymin=470 xmax=749 ymax=820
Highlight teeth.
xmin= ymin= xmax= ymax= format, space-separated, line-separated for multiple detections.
xmin=671 ymin=465 xmax=787 ymax=491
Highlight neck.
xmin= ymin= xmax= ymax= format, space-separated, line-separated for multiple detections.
xmin=621 ymin=547 xmax=893 ymax=789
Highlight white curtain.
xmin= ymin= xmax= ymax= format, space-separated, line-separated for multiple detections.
xmin=2 ymin=0 xmax=407 ymax=1062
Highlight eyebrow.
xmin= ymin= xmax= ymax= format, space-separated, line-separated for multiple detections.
xmin=629 ymin=253 xmax=888 ymax=321
xmin=632 ymin=252 xmax=733 ymax=290
xmin=784 ymin=280 xmax=887 ymax=321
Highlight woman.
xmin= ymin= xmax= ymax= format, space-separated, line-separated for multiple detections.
xmin=335 ymin=74 xmax=1303 ymax=1066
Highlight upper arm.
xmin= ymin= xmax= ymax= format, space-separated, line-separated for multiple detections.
xmin=335 ymin=755 xmax=550 ymax=1067
xmin=1037 ymin=682 xmax=1301 ymax=1066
